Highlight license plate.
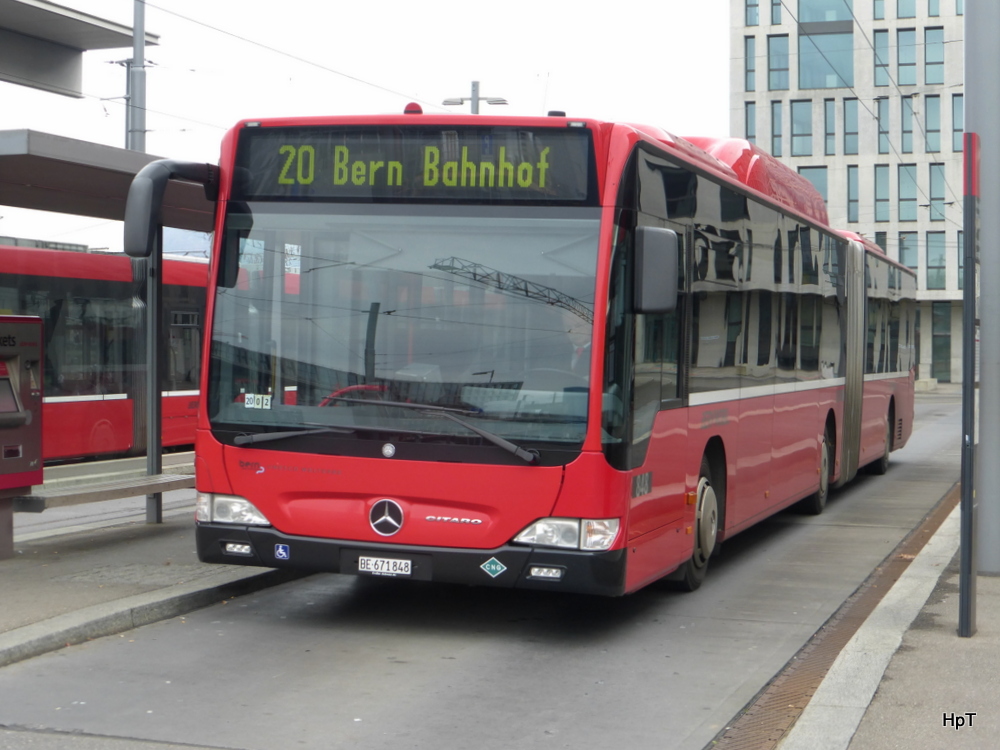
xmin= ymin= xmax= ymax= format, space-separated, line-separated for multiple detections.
xmin=358 ymin=555 xmax=412 ymax=577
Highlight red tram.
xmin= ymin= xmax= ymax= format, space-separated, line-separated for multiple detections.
xmin=1 ymin=245 xmax=207 ymax=461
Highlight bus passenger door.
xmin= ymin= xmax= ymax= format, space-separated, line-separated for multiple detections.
xmin=629 ymin=309 xmax=687 ymax=540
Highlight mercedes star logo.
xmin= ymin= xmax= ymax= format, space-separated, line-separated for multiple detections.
xmin=370 ymin=499 xmax=404 ymax=536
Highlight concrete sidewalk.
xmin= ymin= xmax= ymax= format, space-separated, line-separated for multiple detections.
xmin=776 ymin=502 xmax=999 ymax=749
xmin=0 ymin=489 xmax=297 ymax=668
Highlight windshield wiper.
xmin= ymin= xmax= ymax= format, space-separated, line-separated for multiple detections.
xmin=233 ymin=424 xmax=353 ymax=446
xmin=328 ymin=396 xmax=539 ymax=464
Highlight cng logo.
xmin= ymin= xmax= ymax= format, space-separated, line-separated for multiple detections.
xmin=480 ymin=557 xmax=507 ymax=578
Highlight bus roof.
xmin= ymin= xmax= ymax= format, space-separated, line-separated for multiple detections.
xmin=839 ymin=230 xmax=881 ymax=253
xmin=682 ymin=137 xmax=830 ymax=227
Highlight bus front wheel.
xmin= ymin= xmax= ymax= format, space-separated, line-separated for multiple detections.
xmin=666 ymin=457 xmax=718 ymax=592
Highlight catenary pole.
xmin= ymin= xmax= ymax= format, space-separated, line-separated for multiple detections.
xmin=128 ymin=0 xmax=162 ymax=522
xmin=968 ymin=1 xmax=1000 ymax=589
xmin=127 ymin=0 xmax=146 ymax=152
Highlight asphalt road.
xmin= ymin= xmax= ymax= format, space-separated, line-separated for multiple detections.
xmin=0 ymin=394 xmax=962 ymax=750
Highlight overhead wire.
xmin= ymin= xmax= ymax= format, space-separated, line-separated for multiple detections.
xmin=141 ymin=1 xmax=447 ymax=113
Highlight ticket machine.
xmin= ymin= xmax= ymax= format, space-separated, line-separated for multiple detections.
xmin=0 ymin=316 xmax=43 ymax=559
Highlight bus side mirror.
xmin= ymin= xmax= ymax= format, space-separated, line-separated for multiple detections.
xmin=634 ymin=227 xmax=679 ymax=314
xmin=124 ymin=159 xmax=218 ymax=258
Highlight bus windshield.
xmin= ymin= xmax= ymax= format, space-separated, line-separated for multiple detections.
xmin=207 ymin=203 xmax=601 ymax=459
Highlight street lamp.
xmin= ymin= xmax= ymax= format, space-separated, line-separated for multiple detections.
xmin=443 ymin=81 xmax=507 ymax=114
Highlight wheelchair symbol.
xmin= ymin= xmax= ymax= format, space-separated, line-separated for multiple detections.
xmin=275 ymin=544 xmax=290 ymax=560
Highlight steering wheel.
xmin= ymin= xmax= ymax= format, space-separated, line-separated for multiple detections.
xmin=318 ymin=383 xmax=387 ymax=407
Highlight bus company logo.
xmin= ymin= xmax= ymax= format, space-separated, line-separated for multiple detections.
xmin=239 ymin=460 xmax=264 ymax=474
xmin=370 ymin=499 xmax=404 ymax=536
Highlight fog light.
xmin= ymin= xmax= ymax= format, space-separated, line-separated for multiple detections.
xmin=529 ymin=566 xmax=564 ymax=579
xmin=224 ymin=543 xmax=253 ymax=556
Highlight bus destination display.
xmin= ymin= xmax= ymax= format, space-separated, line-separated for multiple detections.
xmin=234 ymin=126 xmax=594 ymax=203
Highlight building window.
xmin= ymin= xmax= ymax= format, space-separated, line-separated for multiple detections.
xmin=901 ymin=96 xmax=914 ymax=153
xmin=799 ymin=166 xmax=828 ymax=203
xmin=800 ymin=32 xmax=854 ymax=88
xmin=771 ymin=0 xmax=781 ymax=24
xmin=926 ymin=232 xmax=946 ymax=289
xmin=875 ymin=231 xmax=888 ymax=252
xmin=898 ymin=0 xmax=916 ymax=17
xmin=898 ymin=30 xmax=917 ymax=86
xmin=874 ymin=30 xmax=890 ymax=87
xmin=825 ymin=99 xmax=836 ymax=154
xmin=791 ymin=100 xmax=813 ymax=156
xmin=746 ymin=101 xmax=757 ymax=144
xmin=957 ymin=0 xmax=964 ymax=15
xmin=899 ymin=164 xmax=917 ymax=221
xmin=844 ymin=98 xmax=859 ymax=154
xmin=929 ymin=163 xmax=946 ymax=221
xmin=953 ymin=94 xmax=964 ymax=152
xmin=875 ymin=165 xmax=890 ymax=222
xmin=799 ymin=0 xmax=854 ymax=21
xmin=745 ymin=37 xmax=757 ymax=91
xmin=932 ymin=302 xmax=951 ymax=382
xmin=925 ymin=95 xmax=941 ymax=152
xmin=899 ymin=231 xmax=918 ymax=268
xmin=929 ymin=0 xmax=940 ymax=15
xmin=747 ymin=0 xmax=760 ymax=25
xmin=768 ymin=35 xmax=789 ymax=90
xmin=771 ymin=101 xmax=783 ymax=156
xmin=877 ymin=98 xmax=890 ymax=154
xmin=925 ymin=28 xmax=944 ymax=85
xmin=874 ymin=0 xmax=885 ymax=19
xmin=848 ymin=165 xmax=859 ymax=222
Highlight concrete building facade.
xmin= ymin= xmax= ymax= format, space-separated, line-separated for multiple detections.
xmin=730 ymin=0 xmax=966 ymax=384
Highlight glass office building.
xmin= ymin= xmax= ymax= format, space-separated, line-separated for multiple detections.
xmin=732 ymin=0 xmax=967 ymax=384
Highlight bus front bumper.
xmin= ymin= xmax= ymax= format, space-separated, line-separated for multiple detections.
xmin=196 ymin=523 xmax=627 ymax=596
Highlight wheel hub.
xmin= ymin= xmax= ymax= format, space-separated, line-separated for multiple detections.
xmin=694 ymin=476 xmax=718 ymax=567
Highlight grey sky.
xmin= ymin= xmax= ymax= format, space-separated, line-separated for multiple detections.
xmin=0 ymin=0 xmax=729 ymax=250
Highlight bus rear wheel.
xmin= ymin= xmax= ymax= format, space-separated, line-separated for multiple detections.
xmin=798 ymin=431 xmax=832 ymax=515
xmin=667 ymin=457 xmax=718 ymax=592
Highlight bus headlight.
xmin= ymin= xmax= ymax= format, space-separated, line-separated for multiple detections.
xmin=514 ymin=518 xmax=620 ymax=552
xmin=196 ymin=493 xmax=271 ymax=526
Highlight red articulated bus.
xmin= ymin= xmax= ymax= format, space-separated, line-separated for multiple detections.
xmin=125 ymin=113 xmax=916 ymax=595
xmin=0 ymin=244 xmax=207 ymax=462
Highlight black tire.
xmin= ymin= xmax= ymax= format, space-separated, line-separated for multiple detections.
xmin=666 ymin=456 xmax=719 ymax=592
xmin=798 ymin=431 xmax=832 ymax=515
xmin=867 ymin=416 xmax=892 ymax=476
